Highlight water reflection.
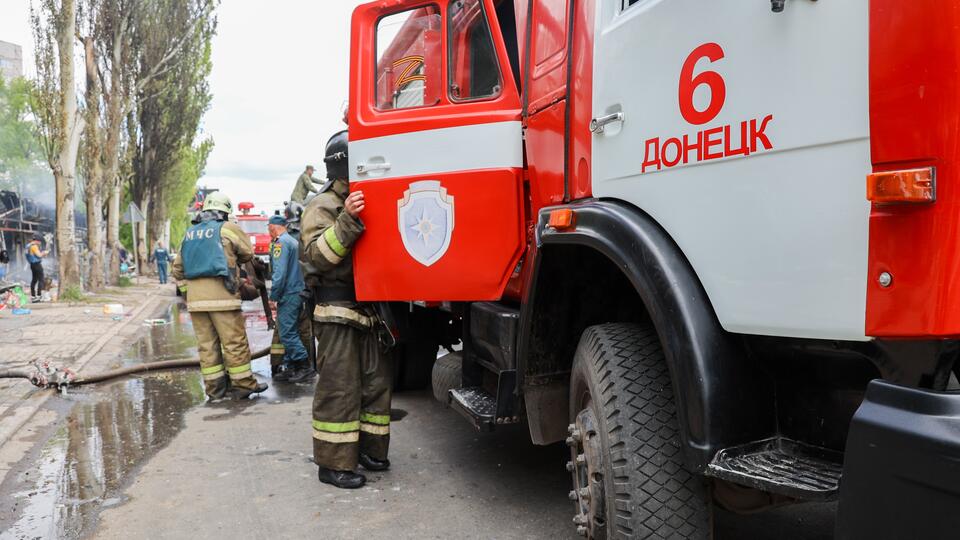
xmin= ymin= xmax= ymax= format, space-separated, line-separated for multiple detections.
xmin=1 ymin=303 xmax=204 ymax=539
xmin=0 ymin=301 xmax=304 ymax=539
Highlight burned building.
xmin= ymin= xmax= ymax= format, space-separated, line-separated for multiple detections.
xmin=0 ymin=190 xmax=87 ymax=282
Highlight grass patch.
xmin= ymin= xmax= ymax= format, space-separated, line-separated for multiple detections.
xmin=59 ymin=285 xmax=84 ymax=303
xmin=118 ymin=276 xmax=134 ymax=287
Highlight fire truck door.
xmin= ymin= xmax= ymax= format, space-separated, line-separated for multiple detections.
xmin=590 ymin=0 xmax=871 ymax=340
xmin=348 ymin=0 xmax=524 ymax=302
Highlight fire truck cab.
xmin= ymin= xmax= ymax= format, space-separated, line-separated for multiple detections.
xmin=235 ymin=202 xmax=271 ymax=264
xmin=348 ymin=0 xmax=960 ymax=537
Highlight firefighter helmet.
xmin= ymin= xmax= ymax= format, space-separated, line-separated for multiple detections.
xmin=323 ymin=130 xmax=349 ymax=180
xmin=202 ymin=191 xmax=233 ymax=215
xmin=284 ymin=201 xmax=304 ymax=224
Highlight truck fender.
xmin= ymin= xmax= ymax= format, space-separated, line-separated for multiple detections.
xmin=518 ymin=200 xmax=774 ymax=471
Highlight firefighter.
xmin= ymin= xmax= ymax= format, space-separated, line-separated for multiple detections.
xmin=290 ymin=165 xmax=324 ymax=204
xmin=301 ymin=130 xmax=391 ymax=489
xmin=171 ymin=192 xmax=268 ymax=401
xmin=268 ymin=214 xmax=312 ymax=382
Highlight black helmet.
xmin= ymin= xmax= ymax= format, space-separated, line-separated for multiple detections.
xmin=323 ymin=130 xmax=348 ymax=180
xmin=284 ymin=201 xmax=304 ymax=224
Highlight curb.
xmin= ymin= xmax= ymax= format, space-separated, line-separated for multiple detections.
xmin=0 ymin=291 xmax=163 ymax=448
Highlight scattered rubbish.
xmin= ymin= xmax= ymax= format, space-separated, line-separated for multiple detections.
xmin=12 ymin=308 xmax=31 ymax=315
xmin=83 ymin=309 xmax=92 ymax=314
xmin=143 ymin=319 xmax=169 ymax=326
xmin=112 ymin=315 xmax=123 ymax=321
xmin=1 ymin=284 xmax=29 ymax=310
xmin=103 ymin=304 xmax=124 ymax=315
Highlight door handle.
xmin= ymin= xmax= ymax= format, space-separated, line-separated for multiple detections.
xmin=590 ymin=112 xmax=624 ymax=134
xmin=356 ymin=162 xmax=392 ymax=175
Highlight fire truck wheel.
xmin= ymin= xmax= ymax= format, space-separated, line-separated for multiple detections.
xmin=568 ymin=323 xmax=712 ymax=539
xmin=431 ymin=352 xmax=462 ymax=405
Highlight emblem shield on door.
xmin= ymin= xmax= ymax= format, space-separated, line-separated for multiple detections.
xmin=397 ymin=180 xmax=455 ymax=267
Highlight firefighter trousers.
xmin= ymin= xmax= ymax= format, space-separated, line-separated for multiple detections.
xmin=192 ymin=310 xmax=260 ymax=396
xmin=311 ymin=321 xmax=391 ymax=471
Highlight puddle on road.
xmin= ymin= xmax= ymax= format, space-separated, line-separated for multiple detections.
xmin=0 ymin=302 xmax=299 ymax=539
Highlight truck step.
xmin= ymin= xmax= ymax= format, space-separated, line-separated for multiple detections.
xmin=449 ymin=387 xmax=497 ymax=432
xmin=706 ymin=437 xmax=842 ymax=500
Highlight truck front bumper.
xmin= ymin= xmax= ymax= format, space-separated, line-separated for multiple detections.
xmin=837 ymin=379 xmax=960 ymax=539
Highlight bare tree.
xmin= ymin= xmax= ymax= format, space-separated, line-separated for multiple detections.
xmin=31 ymin=0 xmax=86 ymax=295
xmin=129 ymin=0 xmax=216 ymax=273
xmin=75 ymin=0 xmax=215 ymax=285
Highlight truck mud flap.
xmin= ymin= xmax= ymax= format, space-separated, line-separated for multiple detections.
xmin=837 ymin=379 xmax=960 ymax=539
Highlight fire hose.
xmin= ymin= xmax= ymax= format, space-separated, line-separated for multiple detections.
xmin=0 ymin=345 xmax=271 ymax=390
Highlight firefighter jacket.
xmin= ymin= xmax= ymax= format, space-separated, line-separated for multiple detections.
xmin=172 ymin=215 xmax=253 ymax=312
xmin=300 ymin=178 xmax=373 ymax=329
xmin=269 ymin=231 xmax=304 ymax=301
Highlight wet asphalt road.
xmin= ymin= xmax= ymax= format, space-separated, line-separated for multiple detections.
xmin=0 ymin=301 xmax=837 ymax=539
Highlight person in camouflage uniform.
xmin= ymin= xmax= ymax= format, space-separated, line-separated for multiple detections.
xmin=290 ymin=165 xmax=324 ymax=204
xmin=300 ymin=130 xmax=391 ymax=489
xmin=172 ymin=192 xmax=268 ymax=401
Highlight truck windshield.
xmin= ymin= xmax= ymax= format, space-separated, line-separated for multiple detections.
xmin=238 ymin=220 xmax=268 ymax=235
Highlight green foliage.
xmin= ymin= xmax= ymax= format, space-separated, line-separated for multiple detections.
xmin=117 ymin=276 xmax=133 ymax=287
xmin=59 ymin=284 xmax=85 ymax=302
xmin=0 ymin=77 xmax=46 ymax=191
xmin=167 ymin=138 xmax=214 ymax=249
xmin=119 ymin=223 xmax=133 ymax=250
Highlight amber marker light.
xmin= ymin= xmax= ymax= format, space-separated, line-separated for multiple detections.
xmin=548 ymin=208 xmax=576 ymax=231
xmin=867 ymin=167 xmax=935 ymax=204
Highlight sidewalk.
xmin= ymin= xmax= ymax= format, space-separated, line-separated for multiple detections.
xmin=0 ymin=278 xmax=175 ymax=483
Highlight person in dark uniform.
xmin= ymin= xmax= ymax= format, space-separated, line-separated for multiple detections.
xmin=270 ymin=201 xmax=317 ymax=380
xmin=268 ymin=214 xmax=312 ymax=381
xmin=151 ymin=242 xmax=171 ymax=284
xmin=300 ymin=131 xmax=392 ymax=489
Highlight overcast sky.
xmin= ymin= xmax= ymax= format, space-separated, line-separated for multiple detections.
xmin=0 ymin=0 xmax=368 ymax=214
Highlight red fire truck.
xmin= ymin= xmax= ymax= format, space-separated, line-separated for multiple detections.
xmin=348 ymin=0 xmax=960 ymax=537
xmin=235 ymin=202 xmax=271 ymax=263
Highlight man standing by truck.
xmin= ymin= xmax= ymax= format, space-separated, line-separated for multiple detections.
xmin=301 ymin=130 xmax=392 ymax=489
xmin=268 ymin=214 xmax=311 ymax=382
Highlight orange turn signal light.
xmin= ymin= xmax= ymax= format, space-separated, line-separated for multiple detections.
xmin=548 ymin=208 xmax=576 ymax=231
xmin=867 ymin=167 xmax=935 ymax=204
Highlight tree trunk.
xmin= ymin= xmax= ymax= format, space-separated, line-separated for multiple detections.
xmin=85 ymin=186 xmax=104 ymax=290
xmin=55 ymin=0 xmax=83 ymax=295
xmin=82 ymin=36 xmax=105 ymax=291
xmin=106 ymin=181 xmax=120 ymax=284
xmin=135 ymin=194 xmax=150 ymax=275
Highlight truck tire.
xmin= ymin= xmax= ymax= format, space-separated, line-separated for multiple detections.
xmin=568 ymin=323 xmax=711 ymax=539
xmin=431 ymin=352 xmax=462 ymax=405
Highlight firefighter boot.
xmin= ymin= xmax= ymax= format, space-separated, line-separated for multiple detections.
xmin=273 ymin=366 xmax=293 ymax=382
xmin=288 ymin=363 xmax=317 ymax=383
xmin=208 ymin=377 xmax=231 ymax=401
xmin=318 ymin=467 xmax=366 ymax=489
xmin=359 ymin=453 xmax=390 ymax=471
xmin=230 ymin=382 xmax=269 ymax=400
